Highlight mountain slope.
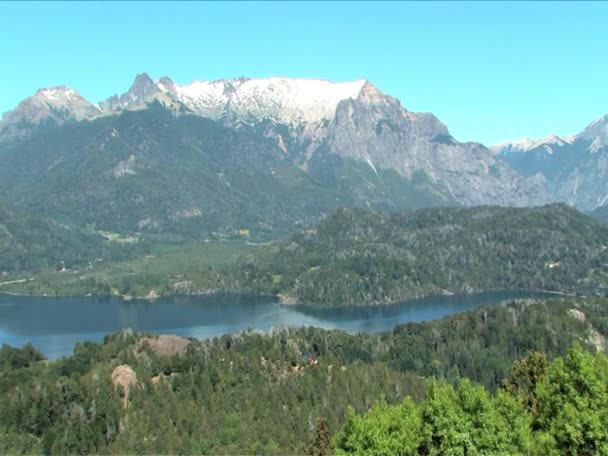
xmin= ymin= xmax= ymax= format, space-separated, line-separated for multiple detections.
xmin=495 ymin=115 xmax=608 ymax=210
xmin=0 ymin=74 xmax=550 ymax=221
xmin=321 ymin=82 xmax=545 ymax=206
xmin=0 ymin=201 xmax=128 ymax=272
xmin=0 ymin=103 xmax=449 ymax=238
xmin=591 ymin=204 xmax=608 ymax=223
xmin=221 ymin=204 xmax=608 ymax=306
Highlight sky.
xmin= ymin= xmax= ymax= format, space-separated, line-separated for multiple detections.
xmin=1 ymin=1 xmax=607 ymax=145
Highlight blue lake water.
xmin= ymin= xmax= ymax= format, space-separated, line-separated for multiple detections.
xmin=0 ymin=290 xmax=554 ymax=359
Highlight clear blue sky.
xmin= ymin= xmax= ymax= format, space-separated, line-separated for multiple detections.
xmin=1 ymin=1 xmax=606 ymax=145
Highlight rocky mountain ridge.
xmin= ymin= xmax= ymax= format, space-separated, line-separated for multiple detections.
xmin=0 ymin=73 xmax=551 ymax=233
xmin=494 ymin=114 xmax=608 ymax=210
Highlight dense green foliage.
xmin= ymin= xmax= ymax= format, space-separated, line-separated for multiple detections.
xmin=218 ymin=204 xmax=608 ymax=306
xmin=1 ymin=297 xmax=607 ymax=454
xmin=335 ymin=345 xmax=608 ymax=455
xmin=0 ymin=201 xmax=134 ymax=273
xmin=0 ymin=331 xmax=425 ymax=455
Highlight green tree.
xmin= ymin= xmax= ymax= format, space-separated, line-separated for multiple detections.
xmin=503 ymin=350 xmax=548 ymax=416
xmin=533 ymin=344 xmax=608 ymax=455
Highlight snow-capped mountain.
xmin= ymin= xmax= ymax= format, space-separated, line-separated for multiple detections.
xmin=0 ymin=73 xmax=551 ymax=224
xmin=0 ymin=86 xmax=103 ymax=140
xmin=0 ymin=73 xmax=372 ymax=140
xmin=155 ymin=75 xmax=368 ymax=128
xmin=491 ymin=134 xmax=574 ymax=156
xmin=495 ymin=115 xmax=608 ymax=210
xmin=576 ymin=114 xmax=608 ymax=152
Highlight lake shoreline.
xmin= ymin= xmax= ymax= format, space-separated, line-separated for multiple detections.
xmin=0 ymin=290 xmax=564 ymax=359
xmin=0 ymin=285 xmax=583 ymax=308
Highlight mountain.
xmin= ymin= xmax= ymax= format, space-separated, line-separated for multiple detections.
xmin=494 ymin=115 xmax=608 ymax=211
xmin=0 ymin=74 xmax=549 ymax=238
xmin=0 ymin=103 xmax=453 ymax=238
xmin=591 ymin=204 xmax=608 ymax=223
xmin=216 ymin=204 xmax=608 ymax=306
xmin=100 ymin=73 xmax=163 ymax=111
xmin=490 ymin=134 xmax=574 ymax=155
xmin=0 ymin=86 xmax=103 ymax=141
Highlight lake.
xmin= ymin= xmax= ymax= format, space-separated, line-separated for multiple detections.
xmin=0 ymin=290 xmax=554 ymax=359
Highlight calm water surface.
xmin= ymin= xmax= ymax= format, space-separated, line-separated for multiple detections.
xmin=0 ymin=290 xmax=553 ymax=359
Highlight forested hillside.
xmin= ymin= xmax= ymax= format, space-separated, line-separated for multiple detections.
xmin=0 ymin=202 xmax=133 ymax=273
xmin=1 ymin=297 xmax=607 ymax=454
xmin=4 ymin=203 xmax=607 ymax=303
xmin=212 ymin=203 xmax=608 ymax=306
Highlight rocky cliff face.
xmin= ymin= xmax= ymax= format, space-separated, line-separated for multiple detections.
xmin=100 ymin=73 xmax=163 ymax=111
xmin=321 ymin=82 xmax=548 ymax=206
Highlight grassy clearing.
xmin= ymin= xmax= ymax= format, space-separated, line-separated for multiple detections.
xmin=0 ymin=240 xmax=261 ymax=298
xmin=97 ymin=231 xmax=139 ymax=244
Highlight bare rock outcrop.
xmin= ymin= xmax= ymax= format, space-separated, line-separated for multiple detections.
xmin=138 ymin=334 xmax=190 ymax=357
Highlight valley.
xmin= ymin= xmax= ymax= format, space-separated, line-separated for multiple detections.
xmin=3 ymin=204 xmax=607 ymax=308
xmin=3 ymin=2 xmax=608 ymax=455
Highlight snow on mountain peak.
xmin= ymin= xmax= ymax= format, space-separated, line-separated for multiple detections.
xmin=586 ymin=114 xmax=608 ymax=129
xmin=0 ymin=85 xmax=100 ymax=138
xmin=491 ymin=134 xmax=572 ymax=155
xmin=24 ymin=85 xmax=98 ymax=116
xmin=36 ymin=86 xmax=79 ymax=102
xmin=168 ymin=77 xmax=368 ymax=125
xmin=577 ymin=113 xmax=608 ymax=145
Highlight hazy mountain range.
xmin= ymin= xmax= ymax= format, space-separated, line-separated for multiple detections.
xmin=492 ymin=115 xmax=608 ymax=212
xmin=0 ymin=73 xmax=605 ymax=238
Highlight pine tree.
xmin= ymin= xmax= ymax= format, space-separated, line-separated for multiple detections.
xmin=307 ymin=417 xmax=331 ymax=456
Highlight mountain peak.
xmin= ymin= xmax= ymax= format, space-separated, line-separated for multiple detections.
xmin=133 ymin=72 xmax=154 ymax=85
xmin=577 ymin=113 xmax=608 ymax=144
xmin=122 ymin=72 xmax=160 ymax=106
xmin=586 ymin=113 xmax=608 ymax=129
xmin=128 ymin=73 xmax=157 ymax=95
xmin=157 ymin=76 xmax=176 ymax=92
xmin=0 ymin=85 xmax=99 ymax=140
xmin=98 ymin=72 xmax=162 ymax=111
xmin=357 ymin=80 xmax=386 ymax=104
xmin=34 ymin=85 xmax=80 ymax=101
xmin=491 ymin=134 xmax=572 ymax=155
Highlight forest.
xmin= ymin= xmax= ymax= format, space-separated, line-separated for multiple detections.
xmin=1 ymin=296 xmax=607 ymax=454
xmin=4 ymin=203 xmax=608 ymax=307
xmin=0 ymin=201 xmax=136 ymax=273
xmin=203 ymin=203 xmax=608 ymax=306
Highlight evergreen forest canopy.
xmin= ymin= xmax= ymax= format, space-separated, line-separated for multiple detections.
xmin=1 ymin=297 xmax=607 ymax=455
xmin=0 ymin=201 xmax=135 ymax=273
xmin=207 ymin=203 xmax=608 ymax=306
